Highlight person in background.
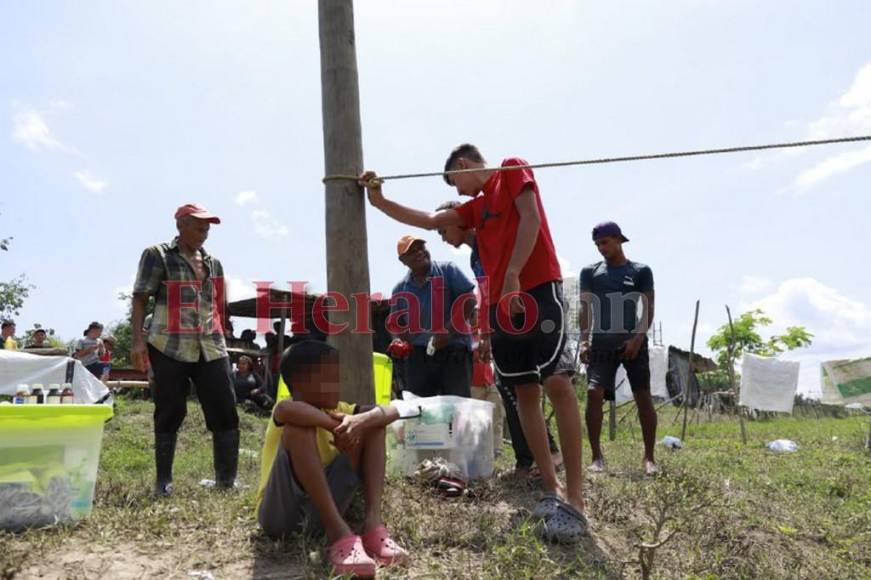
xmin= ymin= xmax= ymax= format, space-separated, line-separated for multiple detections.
xmin=26 ymin=328 xmax=51 ymax=349
xmin=99 ymin=336 xmax=115 ymax=380
xmin=580 ymin=221 xmax=658 ymax=476
xmin=233 ymin=355 xmax=273 ymax=411
xmin=240 ymin=329 xmax=260 ymax=350
xmin=73 ymin=322 xmax=105 ymax=377
xmin=1 ymin=320 xmax=18 ymax=350
xmin=224 ymin=319 xmax=239 ymax=347
xmin=254 ymin=356 xmax=276 ymax=401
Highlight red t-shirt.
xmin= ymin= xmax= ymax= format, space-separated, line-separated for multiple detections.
xmin=455 ymin=158 xmax=562 ymax=307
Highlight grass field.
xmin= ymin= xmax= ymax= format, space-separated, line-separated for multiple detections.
xmin=1 ymin=396 xmax=870 ymax=579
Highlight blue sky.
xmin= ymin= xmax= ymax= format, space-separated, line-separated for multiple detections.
xmin=2 ymin=1 xmax=870 ymax=396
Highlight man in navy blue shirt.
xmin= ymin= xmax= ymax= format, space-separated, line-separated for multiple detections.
xmin=389 ymin=235 xmax=476 ymax=397
xmin=579 ymin=222 xmax=658 ymax=476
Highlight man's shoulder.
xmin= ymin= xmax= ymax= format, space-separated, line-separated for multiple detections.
xmin=146 ymin=241 xmax=174 ymax=254
xmin=432 ymin=260 xmax=461 ymax=274
xmin=139 ymin=242 xmax=173 ymax=265
xmin=390 ymin=278 xmax=410 ymax=296
xmin=581 ymin=262 xmax=604 ymax=275
xmin=434 ymin=261 xmax=473 ymax=288
xmin=628 ymin=261 xmax=652 ymax=274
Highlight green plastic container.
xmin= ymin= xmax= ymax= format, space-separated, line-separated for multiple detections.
xmin=0 ymin=404 xmax=113 ymax=530
xmin=372 ymin=353 xmax=393 ymax=406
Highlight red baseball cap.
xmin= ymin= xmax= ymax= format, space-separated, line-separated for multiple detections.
xmin=174 ymin=203 xmax=221 ymax=224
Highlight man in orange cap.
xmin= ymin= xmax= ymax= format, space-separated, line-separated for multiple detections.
xmin=388 ymin=235 xmax=476 ymax=398
xmin=131 ymin=203 xmax=239 ymax=496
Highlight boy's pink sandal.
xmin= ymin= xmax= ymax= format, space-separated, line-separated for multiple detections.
xmin=327 ymin=534 xmax=377 ymax=577
xmin=362 ymin=525 xmax=409 ymax=566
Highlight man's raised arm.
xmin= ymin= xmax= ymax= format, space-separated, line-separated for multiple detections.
xmin=359 ymin=171 xmax=465 ymax=230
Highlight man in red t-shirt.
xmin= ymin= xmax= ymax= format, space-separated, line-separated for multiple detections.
xmin=361 ymin=144 xmax=587 ymax=541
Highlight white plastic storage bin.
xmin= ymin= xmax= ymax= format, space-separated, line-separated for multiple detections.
xmin=387 ymin=395 xmax=494 ymax=480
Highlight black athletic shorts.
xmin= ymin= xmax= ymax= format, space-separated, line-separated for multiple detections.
xmin=586 ymin=339 xmax=651 ymax=401
xmin=488 ymin=280 xmax=567 ymax=388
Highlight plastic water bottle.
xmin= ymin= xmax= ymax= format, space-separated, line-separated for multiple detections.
xmin=14 ymin=385 xmax=29 ymax=404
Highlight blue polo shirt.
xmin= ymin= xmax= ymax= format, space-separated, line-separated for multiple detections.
xmin=390 ymin=261 xmax=475 ymax=349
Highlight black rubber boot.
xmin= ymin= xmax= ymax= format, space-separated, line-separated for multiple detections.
xmin=154 ymin=432 xmax=177 ymax=497
xmin=212 ymin=429 xmax=239 ymax=489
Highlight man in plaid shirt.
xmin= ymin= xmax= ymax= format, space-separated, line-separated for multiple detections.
xmin=132 ymin=203 xmax=239 ymax=496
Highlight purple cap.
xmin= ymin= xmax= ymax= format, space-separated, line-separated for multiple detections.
xmin=592 ymin=221 xmax=629 ymax=243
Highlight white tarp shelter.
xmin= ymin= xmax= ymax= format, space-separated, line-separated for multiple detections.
xmin=613 ymin=345 xmax=670 ymax=402
xmin=739 ymin=353 xmax=800 ymax=413
xmin=0 ymin=350 xmax=109 ymax=403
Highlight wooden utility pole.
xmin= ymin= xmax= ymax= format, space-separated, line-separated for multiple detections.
xmin=318 ymin=0 xmax=374 ymax=404
xmin=680 ymin=300 xmax=700 ymax=441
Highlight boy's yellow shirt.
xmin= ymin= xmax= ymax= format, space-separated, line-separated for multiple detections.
xmin=256 ymin=375 xmax=355 ymax=510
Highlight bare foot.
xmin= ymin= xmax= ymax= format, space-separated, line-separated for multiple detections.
xmin=644 ymin=460 xmax=658 ymax=476
xmin=588 ymin=458 xmax=605 ymax=473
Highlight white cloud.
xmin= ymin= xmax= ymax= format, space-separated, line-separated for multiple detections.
xmin=793 ymin=145 xmax=871 ymax=192
xmin=251 ymin=209 xmax=289 ymax=239
xmin=74 ymin=170 xmax=108 ymax=194
xmin=807 ymin=63 xmax=871 ymax=139
xmin=791 ymin=62 xmax=871 ymax=191
xmin=234 ymin=190 xmax=257 ymax=206
xmin=745 ymin=61 xmax=871 ymax=188
xmin=743 ymin=277 xmax=871 ymax=397
xmin=737 ymin=275 xmax=773 ymax=297
xmin=11 ymin=105 xmax=67 ymax=152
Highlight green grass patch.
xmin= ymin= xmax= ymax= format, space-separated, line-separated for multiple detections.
xmin=1 ymin=397 xmax=869 ymax=579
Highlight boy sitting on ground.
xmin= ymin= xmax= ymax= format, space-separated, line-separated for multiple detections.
xmin=256 ymin=340 xmax=409 ymax=577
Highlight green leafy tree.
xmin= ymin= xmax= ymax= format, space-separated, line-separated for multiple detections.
xmin=707 ymin=308 xmax=813 ymax=369
xmin=0 ymin=226 xmax=35 ymax=320
xmin=0 ymin=275 xmax=33 ymax=320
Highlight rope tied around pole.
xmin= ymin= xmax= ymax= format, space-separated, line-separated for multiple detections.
xmin=322 ymin=134 xmax=871 ymax=187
